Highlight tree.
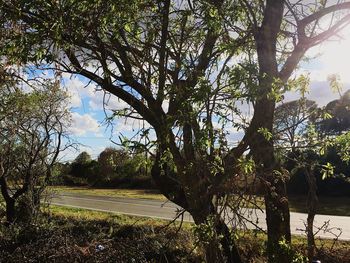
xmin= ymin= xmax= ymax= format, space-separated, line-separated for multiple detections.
xmin=239 ymin=2 xmax=350 ymax=260
xmin=0 ymin=77 xmax=70 ymax=224
xmin=319 ymin=89 xmax=350 ymax=135
xmin=97 ymin=147 xmax=129 ymax=182
xmin=0 ymin=1 xmax=248 ymax=261
xmin=70 ymin=151 xmax=92 ymax=179
xmin=73 ymin=151 xmax=92 ymax=165
xmin=274 ymin=91 xmax=350 ymax=261
xmin=274 ymin=98 xmax=318 ymax=151
xmin=2 ymin=1 xmax=350 ymax=262
xmin=274 ymin=95 xmax=321 ymax=261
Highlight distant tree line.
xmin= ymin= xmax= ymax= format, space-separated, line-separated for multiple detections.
xmin=53 ymin=148 xmax=154 ymax=189
xmin=276 ymin=90 xmax=350 ymax=197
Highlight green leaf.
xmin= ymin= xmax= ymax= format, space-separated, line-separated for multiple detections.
xmin=257 ymin=127 xmax=273 ymax=141
xmin=321 ymin=162 xmax=334 ymax=180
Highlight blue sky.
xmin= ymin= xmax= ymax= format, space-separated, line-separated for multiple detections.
xmin=59 ymin=74 xmax=150 ymax=161
xmin=59 ymin=29 xmax=350 ymax=162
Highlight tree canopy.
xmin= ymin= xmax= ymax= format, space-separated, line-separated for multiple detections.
xmin=2 ymin=1 xmax=350 ymax=262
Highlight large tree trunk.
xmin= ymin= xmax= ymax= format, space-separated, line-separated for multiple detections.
xmin=249 ymin=98 xmax=291 ymax=262
xmin=151 ymin=150 xmax=243 ymax=263
xmin=252 ymin=140 xmax=291 ymax=262
xmin=305 ymin=166 xmax=318 ymax=262
xmin=192 ymin=206 xmax=243 ymax=263
xmin=264 ymin=174 xmax=291 ymax=259
xmin=151 ymin=154 xmax=189 ymax=210
xmin=1 ymin=176 xmax=16 ymax=224
xmin=252 ymin=2 xmax=292 ymax=260
xmin=5 ymin=198 xmax=16 ymax=224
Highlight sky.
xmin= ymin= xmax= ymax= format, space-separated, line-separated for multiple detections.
xmin=60 ymin=75 xmax=149 ymax=161
xmin=59 ymin=27 xmax=350 ymax=162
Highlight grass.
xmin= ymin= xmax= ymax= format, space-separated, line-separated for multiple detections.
xmin=49 ymin=206 xmax=350 ymax=255
xmin=50 ymin=186 xmax=166 ymax=200
xmin=51 ymin=206 xmax=350 ymax=260
xmin=0 ymin=205 xmax=200 ymax=263
xmin=52 ymin=186 xmax=350 ymax=216
xmin=49 ymin=205 xmax=193 ymax=230
xmin=289 ymin=195 xmax=350 ymax=216
xmin=1 ymin=205 xmax=349 ymax=262
xmin=49 ymin=205 xmax=349 ymax=247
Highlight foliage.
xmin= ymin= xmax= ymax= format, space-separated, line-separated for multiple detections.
xmin=70 ymin=152 xmax=94 ymax=179
xmin=56 ymin=147 xmax=153 ymax=188
xmin=2 ymin=0 xmax=350 ymax=261
xmin=319 ymin=90 xmax=350 ymax=135
xmin=0 ymin=78 xmax=71 ymax=224
xmin=277 ymin=238 xmax=307 ymax=263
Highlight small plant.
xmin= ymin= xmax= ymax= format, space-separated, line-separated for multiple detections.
xmin=277 ymin=238 xmax=307 ymax=263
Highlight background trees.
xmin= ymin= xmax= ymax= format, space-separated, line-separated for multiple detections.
xmin=0 ymin=78 xmax=70 ymax=224
xmin=68 ymin=151 xmax=96 ymax=185
xmin=273 ymin=87 xmax=350 ymax=261
xmin=58 ymin=147 xmax=153 ymax=188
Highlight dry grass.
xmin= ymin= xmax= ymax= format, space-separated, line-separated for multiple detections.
xmin=50 ymin=186 xmax=166 ymax=200
xmin=1 ymin=205 xmax=349 ymax=262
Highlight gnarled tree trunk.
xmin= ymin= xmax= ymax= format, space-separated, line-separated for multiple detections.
xmin=5 ymin=198 xmax=16 ymax=224
xmin=305 ymin=166 xmax=318 ymax=262
xmin=151 ymin=151 xmax=243 ymax=263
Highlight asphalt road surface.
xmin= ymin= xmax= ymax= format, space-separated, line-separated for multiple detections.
xmin=51 ymin=192 xmax=350 ymax=240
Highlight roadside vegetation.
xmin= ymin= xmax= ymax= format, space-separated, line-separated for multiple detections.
xmin=1 ymin=206 xmax=349 ymax=263
xmin=51 ymin=186 xmax=165 ymax=201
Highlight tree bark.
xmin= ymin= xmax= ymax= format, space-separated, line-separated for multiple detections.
xmin=215 ymin=217 xmax=243 ymax=263
xmin=192 ymin=208 xmax=243 ymax=263
xmin=264 ymin=176 xmax=291 ymax=261
xmin=305 ymin=166 xmax=318 ymax=262
xmin=248 ymin=97 xmax=291 ymax=262
xmin=151 ymin=146 xmax=242 ymax=263
xmin=151 ymin=154 xmax=189 ymax=210
xmin=5 ymin=198 xmax=16 ymax=224
xmin=251 ymin=2 xmax=292 ymax=261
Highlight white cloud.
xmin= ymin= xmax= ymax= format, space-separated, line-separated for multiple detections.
xmin=62 ymin=76 xmax=96 ymax=108
xmin=62 ymin=75 xmax=130 ymax=111
xmin=283 ymin=81 xmax=349 ymax=106
xmin=302 ymin=27 xmax=350 ymax=83
xmin=114 ymin=118 xmax=151 ymax=133
xmin=88 ymin=92 xmax=129 ymax=112
xmin=69 ymin=112 xmax=100 ymax=136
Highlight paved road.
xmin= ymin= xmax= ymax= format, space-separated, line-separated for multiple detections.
xmin=51 ymin=192 xmax=350 ymax=240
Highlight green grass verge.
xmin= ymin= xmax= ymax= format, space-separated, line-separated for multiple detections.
xmin=289 ymin=195 xmax=350 ymax=216
xmin=50 ymin=205 xmax=349 ymax=248
xmin=49 ymin=205 xmax=193 ymax=230
xmin=50 ymin=186 xmax=166 ymax=200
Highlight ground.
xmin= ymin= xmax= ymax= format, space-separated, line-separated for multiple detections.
xmin=1 ymin=206 xmax=349 ymax=263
